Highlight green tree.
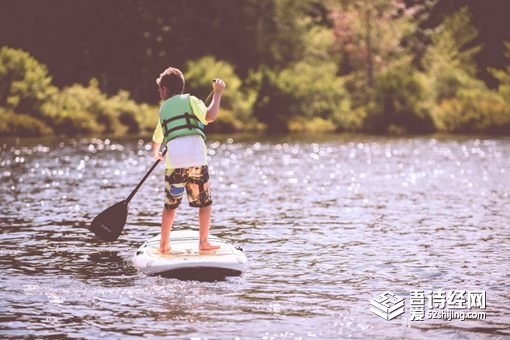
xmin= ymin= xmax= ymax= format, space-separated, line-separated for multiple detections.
xmin=490 ymin=40 xmax=510 ymax=102
xmin=330 ymin=0 xmax=431 ymax=133
xmin=431 ymin=89 xmax=510 ymax=134
xmin=0 ymin=47 xmax=56 ymax=116
xmin=0 ymin=107 xmax=52 ymax=137
xmin=42 ymin=79 xmax=105 ymax=135
xmin=422 ymin=6 xmax=509 ymax=133
xmin=244 ymin=0 xmax=313 ymax=70
xmin=184 ymin=56 xmax=257 ymax=132
xmin=42 ymin=78 xmax=157 ymax=136
xmin=422 ymin=6 xmax=482 ymax=102
xmin=367 ymin=65 xmax=434 ymax=134
xmin=253 ymin=21 xmax=352 ymax=133
xmin=330 ymin=1 xmax=420 ymax=94
xmin=329 ymin=0 xmax=433 ymax=133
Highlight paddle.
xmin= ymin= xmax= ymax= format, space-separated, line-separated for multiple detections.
xmin=90 ymin=149 xmax=167 ymax=241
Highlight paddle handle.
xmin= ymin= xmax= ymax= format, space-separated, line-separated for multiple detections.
xmin=125 ymin=149 xmax=167 ymax=204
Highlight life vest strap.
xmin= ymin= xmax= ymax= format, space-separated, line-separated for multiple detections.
xmin=162 ymin=112 xmax=199 ymax=125
xmin=164 ymin=123 xmax=201 ymax=136
xmin=162 ymin=112 xmax=203 ymax=140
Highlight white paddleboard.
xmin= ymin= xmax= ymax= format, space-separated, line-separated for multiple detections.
xmin=132 ymin=230 xmax=247 ymax=280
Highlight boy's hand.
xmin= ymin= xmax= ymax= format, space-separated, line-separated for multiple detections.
xmin=152 ymin=142 xmax=164 ymax=161
xmin=212 ymin=78 xmax=226 ymax=95
xmin=155 ymin=152 xmax=165 ymax=161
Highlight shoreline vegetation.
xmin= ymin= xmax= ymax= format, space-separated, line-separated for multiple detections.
xmin=1 ymin=3 xmax=510 ymax=138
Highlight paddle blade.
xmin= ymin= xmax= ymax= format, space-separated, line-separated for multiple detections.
xmin=90 ymin=201 xmax=128 ymax=242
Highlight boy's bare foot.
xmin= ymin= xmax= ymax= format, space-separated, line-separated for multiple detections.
xmin=199 ymin=242 xmax=220 ymax=251
xmin=159 ymin=247 xmax=171 ymax=254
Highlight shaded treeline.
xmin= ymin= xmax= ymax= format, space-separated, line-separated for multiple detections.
xmin=1 ymin=0 xmax=510 ymax=136
xmin=1 ymin=0 xmax=304 ymax=103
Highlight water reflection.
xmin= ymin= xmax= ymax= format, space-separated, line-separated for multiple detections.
xmin=0 ymin=135 xmax=509 ymax=338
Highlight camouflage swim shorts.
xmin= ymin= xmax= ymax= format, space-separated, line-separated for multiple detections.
xmin=164 ymin=166 xmax=212 ymax=209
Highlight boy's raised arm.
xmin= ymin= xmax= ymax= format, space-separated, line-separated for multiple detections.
xmin=206 ymin=78 xmax=226 ymax=123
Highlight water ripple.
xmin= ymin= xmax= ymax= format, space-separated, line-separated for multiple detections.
xmin=1 ymin=135 xmax=509 ymax=338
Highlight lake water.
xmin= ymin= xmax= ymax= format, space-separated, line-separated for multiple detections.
xmin=1 ymin=134 xmax=509 ymax=339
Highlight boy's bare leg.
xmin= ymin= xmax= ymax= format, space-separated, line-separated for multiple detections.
xmin=160 ymin=207 xmax=176 ymax=253
xmin=198 ymin=205 xmax=220 ymax=250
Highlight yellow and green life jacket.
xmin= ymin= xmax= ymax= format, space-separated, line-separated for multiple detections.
xmin=159 ymin=94 xmax=205 ymax=145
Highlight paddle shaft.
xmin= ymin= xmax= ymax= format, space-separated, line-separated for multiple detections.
xmin=125 ymin=149 xmax=167 ymax=204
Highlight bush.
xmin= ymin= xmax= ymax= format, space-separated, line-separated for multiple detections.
xmin=252 ymin=68 xmax=294 ymax=133
xmin=332 ymin=106 xmax=366 ymax=132
xmin=288 ymin=117 xmax=337 ymax=133
xmin=253 ymin=61 xmax=351 ymax=133
xmin=42 ymin=79 xmax=106 ymax=135
xmin=203 ymin=108 xmax=244 ymax=134
xmin=0 ymin=47 xmax=57 ymax=117
xmin=54 ymin=110 xmax=101 ymax=135
xmin=108 ymin=91 xmax=158 ymax=134
xmin=365 ymin=67 xmax=434 ymax=134
xmin=432 ymin=89 xmax=510 ymax=134
xmin=42 ymin=79 xmax=158 ymax=136
xmin=184 ymin=56 xmax=257 ymax=132
xmin=490 ymin=41 xmax=510 ymax=104
xmin=0 ymin=108 xmax=52 ymax=137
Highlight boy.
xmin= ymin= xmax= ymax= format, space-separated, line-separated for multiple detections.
xmin=152 ymin=66 xmax=225 ymax=253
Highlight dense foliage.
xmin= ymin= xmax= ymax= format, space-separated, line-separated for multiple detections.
xmin=0 ymin=0 xmax=509 ymax=137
